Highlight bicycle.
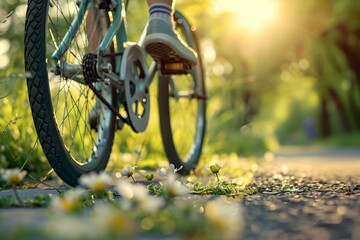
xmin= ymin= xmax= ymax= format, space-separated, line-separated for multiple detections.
xmin=24 ymin=0 xmax=206 ymax=186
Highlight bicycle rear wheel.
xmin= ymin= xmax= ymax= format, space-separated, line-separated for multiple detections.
xmin=158 ymin=11 xmax=206 ymax=173
xmin=24 ymin=0 xmax=116 ymax=186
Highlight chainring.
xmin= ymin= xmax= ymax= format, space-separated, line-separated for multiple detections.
xmin=120 ymin=44 xmax=150 ymax=133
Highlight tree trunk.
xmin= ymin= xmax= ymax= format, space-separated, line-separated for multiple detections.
xmin=319 ymin=96 xmax=331 ymax=138
xmin=328 ymin=88 xmax=350 ymax=133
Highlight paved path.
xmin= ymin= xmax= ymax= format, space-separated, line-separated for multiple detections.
xmin=1 ymin=147 xmax=360 ymax=239
xmin=243 ymin=147 xmax=360 ymax=240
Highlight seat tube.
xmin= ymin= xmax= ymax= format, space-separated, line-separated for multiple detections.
xmin=51 ymin=0 xmax=90 ymax=62
xmin=115 ymin=13 xmax=128 ymax=73
xmin=96 ymin=0 xmax=124 ymax=76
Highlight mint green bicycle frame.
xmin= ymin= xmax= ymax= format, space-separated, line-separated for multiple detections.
xmin=50 ymin=0 xmax=197 ymax=89
xmin=24 ymin=0 xmax=206 ymax=186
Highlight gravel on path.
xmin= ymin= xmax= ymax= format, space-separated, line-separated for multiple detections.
xmin=242 ymin=148 xmax=360 ymax=240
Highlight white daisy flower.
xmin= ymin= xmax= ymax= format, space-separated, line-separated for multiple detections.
xmin=50 ymin=188 xmax=86 ymax=214
xmin=79 ymin=171 xmax=112 ymax=192
xmin=159 ymin=164 xmax=183 ymax=177
xmin=121 ymin=166 xmax=137 ymax=178
xmin=159 ymin=167 xmax=168 ymax=177
xmin=91 ymin=203 xmax=136 ymax=236
xmin=163 ymin=173 xmax=188 ymax=197
xmin=1 ymin=168 xmax=27 ymax=185
xmin=116 ymin=182 xmax=164 ymax=213
xmin=169 ymin=164 xmax=183 ymax=173
xmin=45 ymin=215 xmax=100 ymax=239
xmin=204 ymin=197 xmax=244 ymax=239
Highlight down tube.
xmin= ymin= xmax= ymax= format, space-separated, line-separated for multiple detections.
xmin=114 ymin=6 xmax=128 ymax=73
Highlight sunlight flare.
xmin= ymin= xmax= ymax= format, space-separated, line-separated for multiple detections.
xmin=214 ymin=0 xmax=279 ymax=32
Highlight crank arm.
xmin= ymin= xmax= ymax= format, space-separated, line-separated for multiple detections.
xmin=103 ymin=72 xmax=124 ymax=90
xmin=143 ymin=61 xmax=157 ymax=88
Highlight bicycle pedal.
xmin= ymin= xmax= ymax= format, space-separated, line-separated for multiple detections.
xmin=161 ymin=62 xmax=192 ymax=75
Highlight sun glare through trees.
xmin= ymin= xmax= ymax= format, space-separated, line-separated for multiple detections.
xmin=214 ymin=0 xmax=280 ymax=33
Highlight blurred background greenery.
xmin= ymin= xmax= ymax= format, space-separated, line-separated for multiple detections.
xmin=1 ymin=0 xmax=359 ymax=177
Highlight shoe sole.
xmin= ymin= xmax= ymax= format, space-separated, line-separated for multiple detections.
xmin=144 ymin=33 xmax=197 ymax=66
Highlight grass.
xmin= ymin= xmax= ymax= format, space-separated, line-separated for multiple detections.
xmin=318 ymin=132 xmax=360 ymax=147
xmin=192 ymin=181 xmax=259 ymax=196
xmin=0 ymin=194 xmax=52 ymax=208
xmin=0 ymin=168 xmax=248 ymax=239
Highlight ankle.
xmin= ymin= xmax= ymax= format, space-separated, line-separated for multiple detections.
xmin=148 ymin=3 xmax=173 ymax=27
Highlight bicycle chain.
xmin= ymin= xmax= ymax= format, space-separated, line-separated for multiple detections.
xmin=86 ymin=82 xmax=129 ymax=124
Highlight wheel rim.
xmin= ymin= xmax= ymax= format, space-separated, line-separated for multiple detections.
xmin=165 ymin=71 xmax=205 ymax=162
xmin=159 ymin=13 xmax=206 ymax=168
xmin=45 ymin=1 xmax=114 ymax=167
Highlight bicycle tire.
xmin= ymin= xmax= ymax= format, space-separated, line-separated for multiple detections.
xmin=24 ymin=0 xmax=116 ymax=186
xmin=158 ymin=11 xmax=206 ymax=173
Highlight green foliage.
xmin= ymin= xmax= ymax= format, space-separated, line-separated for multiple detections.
xmin=0 ymin=194 xmax=52 ymax=208
xmin=0 ymin=195 xmax=13 ymax=207
xmin=200 ymin=0 xmax=360 ymax=148
xmin=2 ymin=171 xmax=244 ymax=240
xmin=25 ymin=193 xmax=52 ymax=207
xmin=1 ymin=0 xmax=360 ymax=176
xmin=0 ymin=0 xmax=27 ymax=72
xmin=192 ymin=181 xmax=259 ymax=196
xmin=146 ymin=182 xmax=162 ymax=196
xmin=0 ymin=76 xmax=49 ymax=176
xmin=319 ymin=132 xmax=360 ymax=147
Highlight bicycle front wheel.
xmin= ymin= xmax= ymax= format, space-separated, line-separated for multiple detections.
xmin=24 ymin=0 xmax=116 ymax=186
xmin=158 ymin=11 xmax=206 ymax=173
